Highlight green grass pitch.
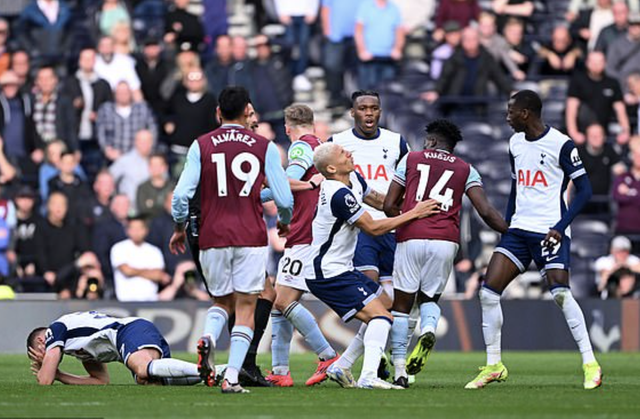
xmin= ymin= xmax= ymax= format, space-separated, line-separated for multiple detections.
xmin=1 ymin=352 xmax=639 ymax=419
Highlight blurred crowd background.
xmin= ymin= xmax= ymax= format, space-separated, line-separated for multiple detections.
xmin=0 ymin=0 xmax=639 ymax=302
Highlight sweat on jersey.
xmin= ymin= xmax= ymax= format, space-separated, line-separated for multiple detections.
xmin=330 ymin=127 xmax=408 ymax=219
xmin=508 ymin=126 xmax=587 ymax=237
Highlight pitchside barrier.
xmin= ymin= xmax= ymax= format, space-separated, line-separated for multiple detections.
xmin=1 ymin=298 xmax=638 ymax=354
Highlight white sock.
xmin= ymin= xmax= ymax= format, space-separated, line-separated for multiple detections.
xmin=148 ymin=359 xmax=199 ymax=378
xmin=550 ymin=286 xmax=596 ymax=364
xmin=360 ymin=317 xmax=392 ymax=380
xmin=419 ymin=302 xmax=441 ymax=335
xmin=381 ymin=281 xmax=394 ymax=302
xmin=480 ymin=287 xmax=503 ymax=365
xmin=335 ymin=323 xmax=366 ymax=369
xmin=407 ymin=309 xmax=419 ymax=347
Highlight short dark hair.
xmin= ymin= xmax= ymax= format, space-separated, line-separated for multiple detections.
xmin=127 ymin=215 xmax=148 ymax=224
xmin=351 ymin=90 xmax=380 ymax=106
xmin=511 ymin=90 xmax=542 ymax=117
xmin=218 ymin=86 xmax=251 ymax=121
xmin=27 ymin=327 xmax=47 ymax=351
xmin=425 ymin=119 xmax=463 ymax=148
xmin=60 ymin=151 xmax=75 ymax=160
xmin=149 ymin=152 xmax=167 ymax=165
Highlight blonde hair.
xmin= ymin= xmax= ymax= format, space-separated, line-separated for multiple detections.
xmin=284 ymin=104 xmax=314 ymax=128
xmin=313 ymin=142 xmax=340 ymax=176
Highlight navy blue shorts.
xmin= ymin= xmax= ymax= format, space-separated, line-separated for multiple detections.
xmin=353 ymin=231 xmax=396 ymax=281
xmin=116 ymin=319 xmax=171 ymax=365
xmin=306 ymin=270 xmax=382 ymax=322
xmin=495 ymin=228 xmax=571 ymax=274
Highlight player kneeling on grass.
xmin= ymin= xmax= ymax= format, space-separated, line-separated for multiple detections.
xmin=383 ymin=119 xmax=508 ymax=388
xmin=305 ymin=143 xmax=439 ymax=390
xmin=27 ymin=311 xmax=204 ymax=386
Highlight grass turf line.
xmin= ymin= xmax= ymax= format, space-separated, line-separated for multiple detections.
xmin=1 ymin=352 xmax=639 ymax=419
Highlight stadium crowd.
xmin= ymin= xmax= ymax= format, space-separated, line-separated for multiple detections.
xmin=0 ymin=0 xmax=639 ymax=301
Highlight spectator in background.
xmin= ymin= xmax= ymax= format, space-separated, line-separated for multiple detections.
xmin=605 ymin=267 xmax=640 ymax=298
xmin=576 ymin=123 xmax=626 ymax=214
xmin=571 ymin=0 xmax=614 ymax=51
xmin=0 ymin=137 xmax=16 ymax=186
xmin=228 ymin=36 xmax=256 ymax=98
xmin=422 ymin=26 xmax=513 ymax=113
xmin=0 ymin=18 xmax=11 ymax=76
xmin=606 ymin=12 xmax=640 ymax=94
xmin=274 ymin=0 xmax=319 ymax=91
xmin=111 ymin=21 xmax=136 ymax=56
xmin=393 ymin=0 xmax=436 ymax=37
xmin=595 ymin=0 xmax=629 ymax=54
xmin=135 ymin=38 xmax=171 ymax=119
xmin=566 ymin=51 xmax=630 ymax=145
xmin=430 ymin=21 xmax=462 ymax=80
xmin=97 ymin=0 xmax=131 ymax=37
xmin=16 ymin=0 xmax=72 ymax=68
xmin=502 ymin=17 xmax=535 ymax=75
xmin=31 ymin=66 xmax=77 ymax=152
xmin=321 ymin=0 xmax=363 ymax=108
xmin=252 ymin=36 xmax=292 ymax=145
xmin=110 ymin=216 xmax=169 ymax=302
xmin=594 ymin=235 xmax=640 ymax=294
xmin=478 ymin=12 xmax=525 ymax=81
xmin=92 ymin=193 xmax=128 ymax=290
xmin=164 ymin=0 xmax=205 ymax=53
xmin=204 ymin=35 xmax=233 ymax=97
xmin=136 ymin=153 xmax=173 ymax=219
xmin=10 ymin=185 xmax=42 ymax=287
xmin=38 ymin=140 xmax=86 ymax=205
xmin=10 ymin=50 xmax=32 ymax=93
xmin=613 ymin=147 xmax=640 ymax=247
xmin=0 ymin=70 xmax=39 ymax=177
xmin=95 ymin=36 xmax=142 ymax=100
xmin=355 ymin=0 xmax=405 ymax=90
xmin=34 ymin=191 xmax=93 ymax=298
xmin=566 ymin=0 xmax=597 ymax=22
xmin=432 ymin=0 xmax=481 ymax=43
xmin=202 ymin=0 xmax=229 ymax=53
xmin=159 ymin=50 xmax=200 ymax=102
xmin=61 ymin=47 xmax=113 ymax=178
xmin=109 ymin=128 xmax=153 ymax=204
xmin=82 ymin=169 xmax=116 ymax=229
xmin=491 ymin=0 xmax=535 ymax=31
xmin=625 ymin=71 xmax=640 ymax=133
xmin=537 ymin=25 xmax=583 ymax=77
xmin=164 ymin=69 xmax=217 ymax=167
xmin=96 ymin=81 xmax=157 ymax=161
xmin=47 ymin=151 xmax=92 ymax=220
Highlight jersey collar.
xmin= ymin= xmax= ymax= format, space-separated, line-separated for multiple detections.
xmin=351 ymin=127 xmax=381 ymax=140
xmin=525 ymin=125 xmax=550 ymax=142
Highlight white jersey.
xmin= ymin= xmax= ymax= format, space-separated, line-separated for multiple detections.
xmin=306 ymin=172 xmax=371 ymax=279
xmin=331 ymin=127 xmax=407 ymax=219
xmin=509 ymin=126 xmax=587 ymax=236
xmin=44 ymin=311 xmax=139 ymax=363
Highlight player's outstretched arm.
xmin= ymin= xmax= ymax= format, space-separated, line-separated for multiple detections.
xmin=382 ymin=181 xmax=405 ymax=217
xmin=467 ymin=186 xmax=509 ymax=234
xmin=55 ymin=361 xmax=110 ymax=385
xmin=363 ymin=188 xmax=386 ymax=211
xmin=265 ymin=142 xmax=294 ymax=225
xmin=355 ymin=199 xmax=439 ymax=236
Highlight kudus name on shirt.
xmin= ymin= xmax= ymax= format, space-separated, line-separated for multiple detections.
xmin=211 ymin=129 xmax=256 ymax=147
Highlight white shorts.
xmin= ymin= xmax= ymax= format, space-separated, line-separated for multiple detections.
xmin=276 ymin=245 xmax=312 ymax=292
xmin=393 ymin=239 xmax=459 ymax=297
xmin=199 ymin=246 xmax=267 ymax=297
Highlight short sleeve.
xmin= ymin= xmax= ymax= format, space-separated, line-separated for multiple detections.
xmin=45 ymin=321 xmax=67 ymax=351
xmin=398 ymin=136 xmax=409 ymax=161
xmin=355 ymin=1 xmax=368 ymax=23
xmin=331 ymin=188 xmax=365 ymax=225
xmin=559 ymin=140 xmax=587 ymax=180
xmin=287 ymin=141 xmax=314 ymax=171
xmin=509 ymin=150 xmax=516 ymax=179
xmin=354 ymin=171 xmax=371 ymax=196
xmin=110 ymin=242 xmax=127 ymax=269
xmin=393 ymin=154 xmax=408 ymax=186
xmin=465 ymin=165 xmax=483 ymax=191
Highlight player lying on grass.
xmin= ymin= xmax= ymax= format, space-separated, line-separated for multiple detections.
xmin=305 ymin=142 xmax=439 ymax=390
xmin=27 ymin=311 xmax=207 ymax=386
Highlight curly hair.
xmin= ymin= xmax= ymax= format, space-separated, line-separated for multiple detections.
xmin=425 ymin=119 xmax=463 ymax=148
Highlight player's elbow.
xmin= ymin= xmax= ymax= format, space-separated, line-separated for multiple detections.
xmin=37 ymin=374 xmax=54 ymax=385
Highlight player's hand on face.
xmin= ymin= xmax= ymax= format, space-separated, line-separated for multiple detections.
xmin=277 ymin=222 xmax=290 ymax=237
xmin=413 ymin=199 xmax=440 ymax=219
xmin=543 ymin=229 xmax=563 ymax=249
xmin=28 ymin=346 xmax=44 ymax=364
xmin=169 ymin=231 xmax=187 ymax=255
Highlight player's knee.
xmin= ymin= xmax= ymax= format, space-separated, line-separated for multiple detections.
xmin=479 ymin=287 xmax=501 ymax=305
xmin=132 ymin=361 xmax=150 ymax=380
xmin=551 ymin=287 xmax=571 ymax=308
